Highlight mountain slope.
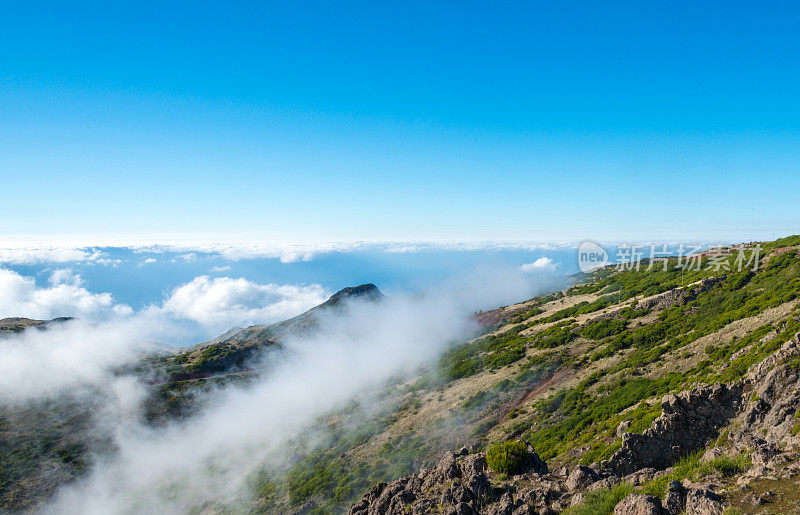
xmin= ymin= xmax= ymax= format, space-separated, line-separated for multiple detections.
xmin=332 ymin=237 xmax=800 ymax=514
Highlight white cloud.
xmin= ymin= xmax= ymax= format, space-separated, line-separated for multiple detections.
xmin=0 ymin=246 xmax=103 ymax=264
xmin=0 ymin=267 xmax=332 ymax=345
xmin=0 ymin=269 xmax=132 ymax=320
xmin=521 ymin=257 xmax=558 ymax=273
xmin=137 ymin=258 xmax=157 ymax=267
xmin=160 ymin=276 xmax=329 ymax=329
xmin=210 ymin=265 xmax=231 ymax=272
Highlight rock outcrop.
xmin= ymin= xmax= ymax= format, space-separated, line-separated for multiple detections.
xmin=605 ymin=383 xmax=743 ymax=475
xmin=348 ymin=447 xmax=562 ymax=515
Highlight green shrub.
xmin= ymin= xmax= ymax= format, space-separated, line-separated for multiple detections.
xmin=486 ymin=440 xmax=529 ymax=475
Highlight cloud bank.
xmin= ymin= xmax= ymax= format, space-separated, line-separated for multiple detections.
xmin=0 ymin=246 xmax=103 ymax=265
xmin=0 ymin=268 xmax=332 ymax=346
xmin=161 ymin=276 xmax=329 ymax=329
xmin=0 ymin=269 xmax=132 ymax=320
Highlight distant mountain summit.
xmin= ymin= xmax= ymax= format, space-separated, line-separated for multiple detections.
xmin=167 ymin=283 xmax=384 ymax=376
xmin=318 ymin=283 xmax=383 ymax=309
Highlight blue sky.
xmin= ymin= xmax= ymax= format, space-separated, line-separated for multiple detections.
xmin=1 ymin=1 xmax=798 ymax=241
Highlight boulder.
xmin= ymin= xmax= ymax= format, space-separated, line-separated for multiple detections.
xmin=661 ymin=480 xmax=686 ymax=515
xmin=685 ymin=488 xmax=723 ymax=515
xmin=613 ymin=494 xmax=663 ymax=515
xmin=566 ymin=465 xmax=601 ymax=491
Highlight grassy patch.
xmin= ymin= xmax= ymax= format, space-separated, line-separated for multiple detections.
xmin=562 ymin=482 xmax=633 ymax=515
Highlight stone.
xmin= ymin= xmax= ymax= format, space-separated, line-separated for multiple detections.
xmin=662 ymin=481 xmax=686 ymax=515
xmin=685 ymin=488 xmax=724 ymax=515
xmin=566 ymin=465 xmax=601 ymax=491
xmin=613 ymin=494 xmax=663 ymax=515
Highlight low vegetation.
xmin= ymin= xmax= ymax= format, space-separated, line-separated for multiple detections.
xmin=486 ymin=440 xmax=530 ymax=475
xmin=562 ymin=482 xmax=633 ymax=515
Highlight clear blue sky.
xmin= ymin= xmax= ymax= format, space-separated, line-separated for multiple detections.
xmin=1 ymin=1 xmax=798 ymax=242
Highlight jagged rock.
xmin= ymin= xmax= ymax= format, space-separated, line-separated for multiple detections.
xmin=516 ymin=476 xmax=562 ymax=507
xmin=349 ymin=482 xmax=386 ymax=515
xmin=588 ymin=475 xmax=621 ymax=491
xmin=485 ymin=492 xmax=514 ymax=515
xmin=616 ymin=420 xmax=632 ymax=437
xmin=613 ymin=494 xmax=663 ymax=515
xmin=662 ymin=481 xmax=686 ymax=515
xmin=348 ymin=448 xmax=562 ymax=515
xmin=524 ymin=445 xmax=549 ymax=475
xmin=444 ymin=502 xmax=475 ymax=515
xmin=441 ymin=481 xmax=473 ymax=505
xmin=606 ymin=383 xmax=743 ymax=475
xmin=623 ymin=468 xmax=659 ymax=486
xmin=684 ymin=488 xmax=723 ymax=515
xmin=639 ymin=288 xmax=691 ymax=310
xmin=422 ymin=451 xmax=461 ymax=489
xmin=350 ymin=333 xmax=800 ymax=515
xmin=729 ymin=336 xmax=800 ymax=449
xmin=743 ymin=490 xmax=776 ymax=507
xmin=374 ymin=478 xmax=412 ymax=514
xmin=566 ymin=465 xmax=601 ymax=491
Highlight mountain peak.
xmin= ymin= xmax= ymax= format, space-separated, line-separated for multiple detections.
xmin=322 ymin=283 xmax=383 ymax=308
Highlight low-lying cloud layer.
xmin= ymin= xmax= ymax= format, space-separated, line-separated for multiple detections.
xmin=0 ymin=246 xmax=103 ymax=265
xmin=161 ymin=276 xmax=329 ymax=328
xmin=0 ymin=240 xmax=576 ymax=265
xmin=0 ymin=267 xmax=332 ymax=346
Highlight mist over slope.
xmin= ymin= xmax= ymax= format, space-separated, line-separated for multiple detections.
xmin=0 ymin=264 xmax=561 ymax=513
